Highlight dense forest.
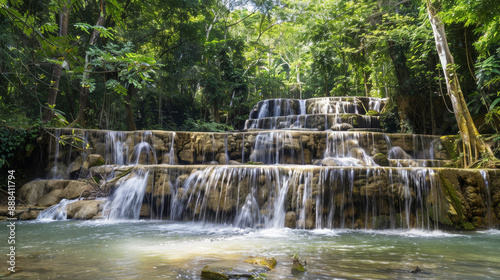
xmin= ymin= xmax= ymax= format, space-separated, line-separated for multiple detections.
xmin=1 ymin=0 xmax=499 ymax=167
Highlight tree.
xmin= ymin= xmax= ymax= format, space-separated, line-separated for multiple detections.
xmin=427 ymin=0 xmax=496 ymax=166
xmin=42 ymin=0 xmax=72 ymax=123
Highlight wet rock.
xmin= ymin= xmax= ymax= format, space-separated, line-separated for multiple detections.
xmin=372 ymin=153 xmax=390 ymax=167
xmin=18 ymin=209 xmax=41 ymax=220
xmin=410 ymin=266 xmax=422 ymax=273
xmin=331 ymin=123 xmax=353 ymax=131
xmin=68 ymin=156 xmax=83 ymax=178
xmin=285 ymin=211 xmax=297 ymax=228
xmin=321 ymin=157 xmax=338 ymax=166
xmin=291 ymin=255 xmax=306 ymax=275
xmin=229 ymin=160 xmax=242 ymax=165
xmin=66 ymin=200 xmax=103 ymax=219
xmin=20 ymin=180 xmax=48 ymax=205
xmin=59 ymin=181 xmax=94 ymax=199
xmin=201 ymin=260 xmax=269 ymax=280
xmin=244 ymin=257 xmax=277 ymax=269
xmin=83 ymin=154 xmax=105 ymax=169
xmin=36 ymin=189 xmax=63 ymax=207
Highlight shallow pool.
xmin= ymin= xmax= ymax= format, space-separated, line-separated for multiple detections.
xmin=1 ymin=220 xmax=499 ymax=279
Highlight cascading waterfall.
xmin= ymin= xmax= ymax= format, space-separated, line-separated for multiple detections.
xmin=37 ymin=199 xmax=80 ymax=220
xmin=151 ymin=165 xmax=444 ymax=230
xmin=249 ymin=131 xmax=295 ymax=164
xmin=106 ymin=131 xmax=129 ymax=165
xmin=480 ymin=170 xmax=493 ymax=228
xmin=36 ymin=96 xmax=496 ymax=232
xmin=130 ymin=131 xmax=157 ymax=165
xmin=104 ymin=169 xmax=150 ymax=220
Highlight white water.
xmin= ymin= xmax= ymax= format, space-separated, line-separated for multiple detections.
xmin=104 ymin=169 xmax=150 ymax=219
xmin=37 ymin=198 xmax=80 ymax=220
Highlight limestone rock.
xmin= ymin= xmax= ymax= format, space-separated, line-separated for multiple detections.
xmin=66 ymin=200 xmax=103 ymax=219
xmin=201 ymin=260 xmax=270 ymax=280
xmin=244 ymin=257 xmax=277 ymax=269
xmin=372 ymin=153 xmax=390 ymax=167
xmin=59 ymin=181 xmax=94 ymax=199
xmin=20 ymin=180 xmax=47 ymax=205
xmin=83 ymin=154 xmax=105 ymax=169
xmin=285 ymin=211 xmax=297 ymax=228
xmin=321 ymin=157 xmax=338 ymax=167
xmin=36 ymin=189 xmax=63 ymax=207
xmin=291 ymin=255 xmax=306 ymax=275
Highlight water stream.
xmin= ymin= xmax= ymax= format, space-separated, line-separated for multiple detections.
xmin=2 ymin=221 xmax=499 ymax=279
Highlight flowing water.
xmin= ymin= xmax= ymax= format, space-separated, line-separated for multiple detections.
xmin=2 ymin=221 xmax=499 ymax=279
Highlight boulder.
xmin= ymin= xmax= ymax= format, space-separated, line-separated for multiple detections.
xmin=59 ymin=181 xmax=94 ymax=199
xmin=244 ymin=257 xmax=277 ymax=269
xmin=36 ymin=189 xmax=63 ymax=207
xmin=66 ymin=200 xmax=103 ymax=219
xmin=285 ymin=211 xmax=297 ymax=228
xmin=372 ymin=153 xmax=390 ymax=167
xmin=83 ymin=154 xmax=105 ymax=169
xmin=20 ymin=180 xmax=47 ymax=205
xmin=201 ymin=260 xmax=270 ymax=280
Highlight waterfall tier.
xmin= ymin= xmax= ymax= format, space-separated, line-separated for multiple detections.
xmin=26 ymin=96 xmax=499 ymax=230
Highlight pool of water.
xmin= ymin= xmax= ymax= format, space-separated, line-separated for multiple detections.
xmin=1 ymin=220 xmax=499 ymax=279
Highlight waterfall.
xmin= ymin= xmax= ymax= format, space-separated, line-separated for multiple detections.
xmin=169 ymin=132 xmax=176 ymax=165
xmin=105 ymin=169 xmax=150 ymax=220
xmin=37 ymin=199 xmax=80 ymax=220
xmin=299 ymin=99 xmax=306 ymax=115
xmin=106 ymin=131 xmax=129 ymax=165
xmin=130 ymin=131 xmax=157 ymax=165
xmin=249 ymin=131 xmax=295 ymax=164
xmin=480 ymin=170 xmax=493 ymax=228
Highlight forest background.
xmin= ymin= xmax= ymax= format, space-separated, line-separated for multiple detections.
xmin=1 ymin=0 xmax=500 ymax=172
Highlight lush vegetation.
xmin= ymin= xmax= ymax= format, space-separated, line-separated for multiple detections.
xmin=0 ymin=0 xmax=499 ymax=136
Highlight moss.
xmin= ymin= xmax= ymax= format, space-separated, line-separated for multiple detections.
xmin=439 ymin=173 xmax=476 ymax=230
xmin=372 ymin=153 xmax=390 ymax=167
xmin=366 ymin=110 xmax=379 ymax=116
xmin=245 ymin=161 xmax=263 ymax=165
xmin=291 ymin=255 xmax=306 ymax=275
xmin=244 ymin=257 xmax=277 ymax=269
xmin=440 ymin=135 xmax=459 ymax=160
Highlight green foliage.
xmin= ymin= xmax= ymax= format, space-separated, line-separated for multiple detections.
xmin=180 ymin=117 xmax=234 ymax=132
xmin=0 ymin=125 xmax=41 ymax=171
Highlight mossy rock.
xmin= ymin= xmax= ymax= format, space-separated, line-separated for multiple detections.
xmin=201 ymin=261 xmax=269 ymax=280
xmin=438 ymin=173 xmax=476 ymax=230
xmin=291 ymin=255 xmax=306 ymax=275
xmin=245 ymin=161 xmax=263 ymax=165
xmin=244 ymin=257 xmax=277 ymax=269
xmin=372 ymin=153 xmax=390 ymax=167
xmin=366 ymin=110 xmax=379 ymax=116
xmin=439 ymin=135 xmax=459 ymax=160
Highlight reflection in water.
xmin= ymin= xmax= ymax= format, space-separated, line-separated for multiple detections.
xmin=4 ymin=221 xmax=500 ymax=279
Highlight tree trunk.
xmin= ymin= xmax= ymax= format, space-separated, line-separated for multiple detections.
xmin=427 ymin=2 xmax=496 ymax=166
xmin=43 ymin=1 xmax=71 ymax=123
xmin=124 ymin=86 xmax=137 ymax=131
xmin=363 ymin=68 xmax=370 ymax=97
xmin=70 ymin=1 xmax=106 ymax=127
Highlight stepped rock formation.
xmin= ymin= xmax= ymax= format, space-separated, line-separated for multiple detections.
xmin=16 ymin=97 xmax=500 ymax=230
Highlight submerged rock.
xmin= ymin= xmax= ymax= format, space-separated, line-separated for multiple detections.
xmin=291 ymin=255 xmax=306 ymax=275
xmin=201 ymin=260 xmax=270 ymax=280
xmin=410 ymin=266 xmax=422 ymax=273
xmin=244 ymin=257 xmax=277 ymax=269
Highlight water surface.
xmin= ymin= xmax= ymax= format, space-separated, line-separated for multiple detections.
xmin=1 ymin=221 xmax=499 ymax=279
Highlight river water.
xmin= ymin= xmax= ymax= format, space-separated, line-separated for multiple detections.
xmin=1 ymin=220 xmax=499 ymax=279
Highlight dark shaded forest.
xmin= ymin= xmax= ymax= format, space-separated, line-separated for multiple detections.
xmin=1 ymin=0 xmax=499 ymax=169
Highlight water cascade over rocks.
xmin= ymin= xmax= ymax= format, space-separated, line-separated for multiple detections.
xmin=29 ymin=97 xmax=500 ymax=230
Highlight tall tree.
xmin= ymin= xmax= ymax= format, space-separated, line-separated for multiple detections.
xmin=427 ymin=0 xmax=496 ymax=166
xmin=42 ymin=0 xmax=72 ymax=123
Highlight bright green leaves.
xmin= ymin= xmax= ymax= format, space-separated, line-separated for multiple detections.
xmin=87 ymin=42 xmax=159 ymax=95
